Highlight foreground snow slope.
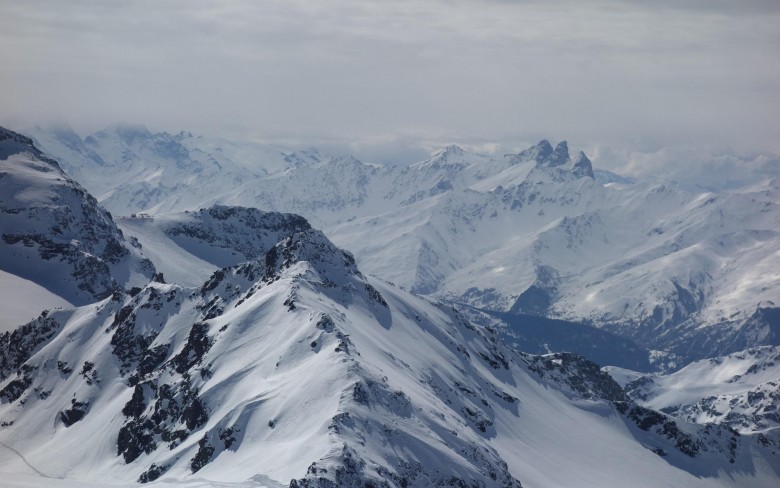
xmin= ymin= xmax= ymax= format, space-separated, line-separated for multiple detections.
xmin=27 ymin=124 xmax=780 ymax=362
xmin=1 ymin=225 xmax=778 ymax=487
xmin=0 ymin=127 xmax=155 ymax=331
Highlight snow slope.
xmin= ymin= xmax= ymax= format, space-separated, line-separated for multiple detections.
xmin=0 ymin=269 xmax=73 ymax=333
xmin=1 ymin=223 xmax=778 ymax=487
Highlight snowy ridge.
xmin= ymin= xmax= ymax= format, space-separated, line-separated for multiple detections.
xmin=0 ymin=126 xmax=155 ymax=331
xmin=1 ymin=218 xmax=778 ymax=487
xmin=117 ymin=206 xmax=311 ymax=287
xmin=612 ymin=346 xmax=780 ymax=434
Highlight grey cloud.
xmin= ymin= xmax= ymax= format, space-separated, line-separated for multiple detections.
xmin=587 ymin=144 xmax=780 ymax=190
xmin=1 ymin=0 xmax=778 ymax=161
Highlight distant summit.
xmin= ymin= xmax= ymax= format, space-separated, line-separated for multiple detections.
xmin=517 ymin=139 xmax=554 ymax=163
xmin=549 ymin=140 xmax=570 ymax=167
xmin=571 ymin=151 xmax=594 ymax=178
xmin=509 ymin=139 xmax=593 ymax=179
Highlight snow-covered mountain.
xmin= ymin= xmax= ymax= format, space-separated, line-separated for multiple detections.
xmin=2 ymin=218 xmax=778 ymax=487
xmin=0 ymin=127 xmax=155 ymax=331
xmin=116 ymin=205 xmax=668 ymax=374
xmin=115 ymin=206 xmax=311 ymax=288
xmin=26 ymin=124 xmax=780 ymax=364
xmin=1 ymin=129 xmax=778 ymax=486
xmin=608 ymin=346 xmax=780 ymax=434
xmin=26 ymin=123 xmax=328 ymax=218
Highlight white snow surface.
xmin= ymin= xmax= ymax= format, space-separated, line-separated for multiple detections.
xmin=0 ymin=269 xmax=73 ymax=332
xmin=116 ymin=206 xmax=310 ymax=288
xmin=1 ymin=227 xmax=778 ymax=487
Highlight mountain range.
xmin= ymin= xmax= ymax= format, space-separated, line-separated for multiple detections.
xmin=26 ymin=124 xmax=780 ymax=364
xmin=1 ymin=124 xmax=778 ymax=487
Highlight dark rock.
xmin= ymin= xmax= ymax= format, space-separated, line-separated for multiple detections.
xmin=571 ymin=151 xmax=594 ymax=179
xmin=190 ymin=436 xmax=215 ymax=473
xmin=60 ymin=400 xmax=89 ymax=427
xmin=117 ymin=418 xmax=157 ymax=462
xmin=138 ymin=463 xmax=169 ymax=483
xmin=172 ymin=322 xmax=212 ymax=374
xmin=0 ymin=376 xmax=32 ymax=403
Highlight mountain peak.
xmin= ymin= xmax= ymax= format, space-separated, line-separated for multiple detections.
xmin=1 ymin=126 xmax=156 ymax=305
xmin=514 ymin=139 xmax=554 ymax=164
xmin=430 ymin=144 xmax=466 ymax=162
xmin=0 ymin=125 xmax=41 ymax=160
xmin=550 ymin=140 xmax=570 ymax=166
xmin=435 ymin=144 xmax=465 ymax=157
xmin=416 ymin=144 xmax=470 ymax=170
xmin=515 ymin=139 xmax=577 ymax=168
xmin=266 ymin=228 xmax=360 ymax=284
xmin=106 ymin=123 xmax=153 ymax=144
xmin=534 ymin=139 xmax=553 ymax=158
xmin=571 ymin=151 xmax=594 ymax=178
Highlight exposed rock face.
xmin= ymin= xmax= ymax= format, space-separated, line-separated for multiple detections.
xmin=164 ymin=206 xmax=312 ymax=262
xmin=571 ymin=151 xmax=594 ymax=179
xmin=517 ymin=139 xmax=554 ymax=164
xmin=549 ymin=141 xmax=570 ymax=167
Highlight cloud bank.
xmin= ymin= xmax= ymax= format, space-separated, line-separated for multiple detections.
xmin=1 ymin=1 xmax=778 ymax=169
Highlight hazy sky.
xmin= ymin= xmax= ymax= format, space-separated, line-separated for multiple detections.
xmin=1 ymin=0 xmax=779 ymax=171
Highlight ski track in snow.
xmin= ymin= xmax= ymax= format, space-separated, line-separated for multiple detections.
xmin=0 ymin=439 xmax=59 ymax=479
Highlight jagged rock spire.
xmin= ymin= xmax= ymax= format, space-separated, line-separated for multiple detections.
xmin=571 ymin=151 xmax=594 ymax=179
xmin=549 ymin=141 xmax=570 ymax=167
xmin=517 ymin=139 xmax=553 ymax=163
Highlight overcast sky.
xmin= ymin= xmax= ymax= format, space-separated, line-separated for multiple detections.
xmin=1 ymin=0 xmax=779 ymax=175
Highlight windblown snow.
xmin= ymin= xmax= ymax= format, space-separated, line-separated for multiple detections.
xmin=610 ymin=346 xmax=780 ymax=434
